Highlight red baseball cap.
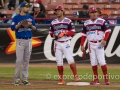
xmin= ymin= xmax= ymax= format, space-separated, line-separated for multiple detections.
xmin=54 ymin=5 xmax=64 ymax=11
xmin=89 ymin=7 xmax=97 ymax=13
xmin=34 ymin=0 xmax=42 ymax=3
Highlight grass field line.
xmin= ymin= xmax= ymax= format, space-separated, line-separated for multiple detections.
xmin=0 ymin=63 xmax=120 ymax=69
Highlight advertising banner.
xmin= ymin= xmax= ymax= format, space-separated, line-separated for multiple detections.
xmin=0 ymin=25 xmax=119 ymax=63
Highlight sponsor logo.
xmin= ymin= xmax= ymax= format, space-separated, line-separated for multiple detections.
xmin=63 ymin=19 xmax=70 ymax=23
xmin=54 ymin=24 xmax=68 ymax=30
xmin=96 ymin=20 xmax=103 ymax=24
xmin=105 ymin=26 xmax=120 ymax=57
xmin=27 ymin=18 xmax=32 ymax=22
xmin=86 ymin=25 xmax=101 ymax=30
xmin=87 ymin=31 xmax=96 ymax=35
xmin=11 ymin=22 xmax=15 ymax=25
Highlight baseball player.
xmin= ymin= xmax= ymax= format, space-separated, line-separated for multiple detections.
xmin=81 ymin=7 xmax=111 ymax=85
xmin=49 ymin=5 xmax=79 ymax=85
xmin=11 ymin=2 xmax=37 ymax=86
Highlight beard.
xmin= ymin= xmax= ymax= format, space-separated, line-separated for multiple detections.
xmin=24 ymin=10 xmax=29 ymax=14
xmin=56 ymin=13 xmax=63 ymax=18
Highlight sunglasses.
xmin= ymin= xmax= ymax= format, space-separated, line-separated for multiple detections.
xmin=25 ymin=3 xmax=30 ymax=7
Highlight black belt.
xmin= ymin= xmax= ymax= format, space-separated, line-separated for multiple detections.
xmin=58 ymin=40 xmax=69 ymax=43
xmin=90 ymin=40 xmax=102 ymax=43
xmin=17 ymin=37 xmax=31 ymax=40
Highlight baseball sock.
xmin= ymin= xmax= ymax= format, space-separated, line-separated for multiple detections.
xmin=70 ymin=63 xmax=78 ymax=78
xmin=57 ymin=66 xmax=63 ymax=81
xmin=101 ymin=65 xmax=109 ymax=81
xmin=92 ymin=65 xmax=98 ymax=80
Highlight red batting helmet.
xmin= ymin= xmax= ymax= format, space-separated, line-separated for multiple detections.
xmin=89 ymin=7 xmax=97 ymax=13
xmin=34 ymin=0 xmax=42 ymax=3
xmin=54 ymin=5 xmax=65 ymax=11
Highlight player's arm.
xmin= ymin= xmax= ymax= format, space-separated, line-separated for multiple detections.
xmin=67 ymin=21 xmax=75 ymax=36
xmin=56 ymin=21 xmax=75 ymax=38
xmin=81 ymin=36 xmax=86 ymax=46
xmin=101 ymin=21 xmax=111 ymax=47
xmin=11 ymin=16 xmax=18 ymax=30
xmin=81 ymin=24 xmax=87 ymax=52
xmin=11 ymin=16 xmax=23 ymax=30
xmin=103 ymin=21 xmax=111 ymax=41
xmin=15 ymin=22 xmax=22 ymax=29
xmin=49 ymin=24 xmax=55 ymax=38
xmin=30 ymin=16 xmax=37 ymax=31
xmin=81 ymin=25 xmax=87 ymax=46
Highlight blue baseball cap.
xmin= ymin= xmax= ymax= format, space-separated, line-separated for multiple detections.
xmin=20 ymin=2 xmax=29 ymax=8
xmin=73 ymin=11 xmax=79 ymax=16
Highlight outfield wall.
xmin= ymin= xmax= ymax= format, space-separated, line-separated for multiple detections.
xmin=0 ymin=24 xmax=119 ymax=63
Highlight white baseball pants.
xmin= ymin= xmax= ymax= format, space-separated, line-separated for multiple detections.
xmin=88 ymin=41 xmax=106 ymax=66
xmin=54 ymin=40 xmax=74 ymax=66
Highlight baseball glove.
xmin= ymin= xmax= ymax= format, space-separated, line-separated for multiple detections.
xmin=58 ymin=32 xmax=66 ymax=38
xmin=82 ymin=51 xmax=87 ymax=59
xmin=53 ymin=31 xmax=66 ymax=40
xmin=20 ymin=20 xmax=31 ymax=28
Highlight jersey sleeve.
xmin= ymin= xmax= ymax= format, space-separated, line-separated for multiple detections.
xmin=31 ymin=16 xmax=37 ymax=31
xmin=103 ymin=21 xmax=111 ymax=41
xmin=80 ymin=24 xmax=87 ymax=46
xmin=103 ymin=21 xmax=111 ymax=33
xmin=68 ymin=21 xmax=75 ymax=32
xmin=81 ymin=24 xmax=87 ymax=36
xmin=49 ymin=24 xmax=54 ymax=37
xmin=11 ymin=16 xmax=17 ymax=31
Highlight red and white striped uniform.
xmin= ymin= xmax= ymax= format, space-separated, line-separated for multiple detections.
xmin=81 ymin=17 xmax=111 ymax=66
xmin=81 ymin=17 xmax=111 ymax=42
xmin=49 ymin=17 xmax=76 ymax=66
xmin=49 ymin=17 xmax=75 ymax=41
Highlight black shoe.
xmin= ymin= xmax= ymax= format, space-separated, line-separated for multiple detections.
xmin=22 ymin=80 xmax=30 ymax=85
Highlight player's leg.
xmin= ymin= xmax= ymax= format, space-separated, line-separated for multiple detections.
xmin=96 ymin=45 xmax=110 ymax=85
xmin=62 ymin=41 xmax=79 ymax=82
xmin=88 ymin=43 xmax=99 ymax=85
xmin=14 ymin=39 xmax=25 ymax=85
xmin=22 ymin=39 xmax=32 ymax=85
xmin=54 ymin=42 xmax=65 ymax=84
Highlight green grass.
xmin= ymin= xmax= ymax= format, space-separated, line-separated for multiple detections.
xmin=0 ymin=66 xmax=120 ymax=90
xmin=0 ymin=67 xmax=120 ymax=82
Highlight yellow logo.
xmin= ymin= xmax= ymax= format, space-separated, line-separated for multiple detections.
xmin=6 ymin=28 xmax=42 ymax=54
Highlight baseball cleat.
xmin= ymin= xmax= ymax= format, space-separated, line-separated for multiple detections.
xmin=22 ymin=80 xmax=30 ymax=85
xmin=58 ymin=80 xmax=65 ymax=85
xmin=90 ymin=79 xmax=100 ymax=85
xmin=14 ymin=80 xmax=20 ymax=86
xmin=74 ymin=77 xmax=80 ymax=82
xmin=105 ymin=80 xmax=110 ymax=85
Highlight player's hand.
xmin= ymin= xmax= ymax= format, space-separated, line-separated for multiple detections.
xmin=52 ymin=34 xmax=56 ymax=39
xmin=82 ymin=50 xmax=87 ymax=59
xmin=101 ymin=40 xmax=106 ymax=47
xmin=52 ymin=34 xmax=58 ymax=40
xmin=16 ymin=22 xmax=22 ymax=29
xmin=28 ymin=21 xmax=33 ymax=28
xmin=81 ymin=46 xmax=85 ymax=52
xmin=18 ymin=22 xmax=22 ymax=26
xmin=58 ymin=32 xmax=66 ymax=38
